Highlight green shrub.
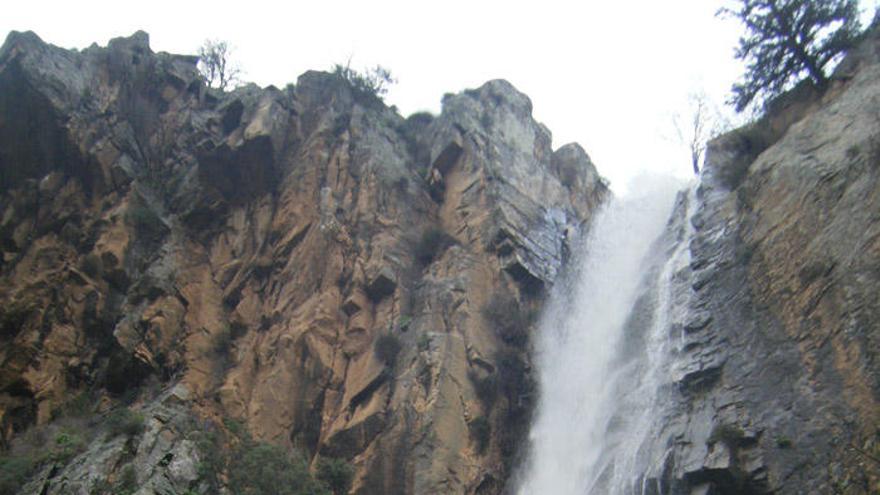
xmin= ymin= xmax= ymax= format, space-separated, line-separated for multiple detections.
xmin=775 ymin=435 xmax=793 ymax=449
xmin=89 ymin=478 xmax=113 ymax=495
xmin=193 ymin=418 xmax=333 ymax=494
xmin=90 ymin=464 xmax=138 ymax=495
xmin=117 ymin=465 xmax=137 ymax=494
xmin=193 ymin=430 xmax=225 ymax=490
xmin=52 ymin=391 xmax=94 ymax=420
xmin=846 ymin=144 xmax=860 ymax=160
xmin=228 ymin=442 xmax=330 ymax=495
xmin=80 ymin=253 xmax=103 ymax=277
xmin=414 ymin=227 xmax=456 ymax=266
xmin=223 ymin=417 xmax=248 ymax=440
xmin=469 ymin=416 xmax=491 ymax=454
xmin=106 ymin=408 xmax=145 ymax=437
xmin=482 ymin=292 xmax=529 ymax=348
xmin=374 ymin=334 xmax=402 ymax=367
xmin=51 ymin=430 xmax=85 ymax=463
xmin=125 ymin=203 xmax=166 ymax=242
xmin=469 ymin=371 xmax=498 ymax=410
xmin=716 ymin=120 xmax=776 ymax=190
xmin=0 ymin=456 xmax=34 ymax=495
xmin=708 ymin=423 xmax=746 ymax=447
xmin=396 ymin=315 xmax=412 ymax=332
xmin=332 ymin=63 xmax=395 ymax=105
xmin=495 ymin=350 xmax=531 ymax=403
xmin=417 ymin=333 xmax=431 ymax=352
xmin=213 ymin=326 xmax=233 ymax=355
xmin=315 ymin=457 xmax=354 ymax=495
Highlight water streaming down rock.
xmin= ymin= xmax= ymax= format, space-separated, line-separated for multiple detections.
xmin=517 ymin=177 xmax=696 ymax=495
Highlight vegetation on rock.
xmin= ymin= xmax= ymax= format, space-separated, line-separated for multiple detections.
xmin=193 ymin=417 xmax=349 ymax=495
xmin=315 ymin=457 xmax=355 ymax=495
xmin=197 ymin=39 xmax=241 ymax=90
xmin=469 ymin=416 xmax=491 ymax=454
xmin=720 ymin=0 xmax=862 ymax=111
xmin=374 ymin=333 xmax=403 ymax=366
xmin=332 ymin=62 xmax=396 ymax=104
xmin=482 ymin=291 xmax=530 ymax=348
xmin=414 ymin=227 xmax=456 ymax=266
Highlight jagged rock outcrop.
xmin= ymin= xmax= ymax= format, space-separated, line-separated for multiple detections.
xmin=630 ymin=27 xmax=880 ymax=495
xmin=0 ymin=30 xmax=606 ymax=494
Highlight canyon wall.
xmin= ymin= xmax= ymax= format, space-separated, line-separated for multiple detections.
xmin=0 ymin=31 xmax=606 ymax=494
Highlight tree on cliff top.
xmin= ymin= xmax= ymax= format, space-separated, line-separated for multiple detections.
xmin=332 ymin=61 xmax=396 ymax=103
xmin=197 ymin=39 xmax=241 ymax=91
xmin=720 ymin=0 xmax=862 ymax=111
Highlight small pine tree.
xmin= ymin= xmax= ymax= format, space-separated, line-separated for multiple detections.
xmin=719 ymin=0 xmax=862 ymax=111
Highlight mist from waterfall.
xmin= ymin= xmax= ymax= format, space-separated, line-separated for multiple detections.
xmin=517 ymin=176 xmax=695 ymax=495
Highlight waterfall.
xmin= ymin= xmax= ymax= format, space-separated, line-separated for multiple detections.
xmin=517 ymin=176 xmax=695 ymax=495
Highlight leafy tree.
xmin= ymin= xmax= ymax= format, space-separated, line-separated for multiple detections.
xmin=332 ymin=61 xmax=396 ymax=102
xmin=227 ymin=442 xmax=329 ymax=495
xmin=374 ymin=333 xmax=402 ymax=366
xmin=719 ymin=0 xmax=862 ymax=111
xmin=197 ymin=39 xmax=241 ymax=90
xmin=315 ymin=457 xmax=354 ymax=495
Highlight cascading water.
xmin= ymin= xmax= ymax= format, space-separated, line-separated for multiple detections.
xmin=517 ymin=177 xmax=696 ymax=495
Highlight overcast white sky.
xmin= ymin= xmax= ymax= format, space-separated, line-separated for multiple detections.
xmin=3 ymin=1 xmax=878 ymax=193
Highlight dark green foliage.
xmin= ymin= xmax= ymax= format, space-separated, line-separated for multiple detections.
xmin=80 ymin=253 xmax=103 ymax=277
xmin=332 ymin=62 xmax=396 ymax=105
xmin=775 ymin=435 xmax=793 ymax=448
xmin=374 ymin=333 xmax=402 ymax=367
xmin=228 ymin=443 xmax=330 ymax=495
xmin=89 ymin=478 xmax=113 ymax=495
xmin=51 ymin=430 xmax=85 ymax=463
xmin=0 ymin=425 xmax=90 ymax=494
xmin=90 ymin=467 xmax=141 ymax=495
xmin=125 ymin=203 xmax=165 ymax=242
xmin=414 ymin=227 xmax=456 ymax=266
xmin=223 ymin=417 xmax=248 ymax=438
xmin=406 ymin=112 xmax=434 ymax=128
xmin=213 ymin=326 xmax=233 ymax=355
xmin=106 ymin=408 xmax=145 ymax=437
xmin=194 ymin=417 xmax=333 ymax=494
xmin=716 ymin=120 xmax=776 ymax=190
xmin=315 ymin=457 xmax=355 ymax=495
xmin=469 ymin=416 xmax=491 ymax=454
xmin=193 ymin=430 xmax=225 ymax=490
xmin=0 ymin=301 xmax=32 ymax=339
xmin=417 ymin=333 xmax=431 ymax=352
xmin=495 ymin=350 xmax=531 ymax=403
xmin=0 ymin=456 xmax=33 ymax=495
xmin=469 ymin=371 xmax=499 ymax=410
xmin=493 ymin=349 xmax=534 ymax=469
xmin=51 ymin=391 xmax=94 ymax=420
xmin=846 ymin=144 xmax=861 ymax=160
xmin=720 ymin=0 xmax=862 ymax=111
xmin=116 ymin=465 xmax=138 ymax=495
xmin=482 ymin=292 xmax=530 ymax=348
xmin=708 ymin=423 xmax=746 ymax=447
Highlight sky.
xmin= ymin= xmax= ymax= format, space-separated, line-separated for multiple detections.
xmin=2 ymin=1 xmax=878 ymax=193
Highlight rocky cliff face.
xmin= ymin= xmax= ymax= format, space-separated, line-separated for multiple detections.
xmin=0 ymin=31 xmax=606 ymax=494
xmin=629 ymin=28 xmax=880 ymax=495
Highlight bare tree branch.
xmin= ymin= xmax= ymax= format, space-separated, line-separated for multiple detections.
xmin=198 ymin=40 xmax=242 ymax=91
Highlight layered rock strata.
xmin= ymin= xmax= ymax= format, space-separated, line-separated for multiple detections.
xmin=0 ymin=31 xmax=606 ymax=494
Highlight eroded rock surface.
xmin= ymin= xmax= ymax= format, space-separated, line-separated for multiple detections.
xmin=0 ymin=30 xmax=606 ymax=494
xmin=628 ymin=27 xmax=880 ymax=495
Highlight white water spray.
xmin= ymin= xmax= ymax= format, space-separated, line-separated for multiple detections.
xmin=517 ymin=176 xmax=694 ymax=495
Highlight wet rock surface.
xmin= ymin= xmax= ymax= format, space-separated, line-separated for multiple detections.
xmin=633 ymin=28 xmax=880 ymax=495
